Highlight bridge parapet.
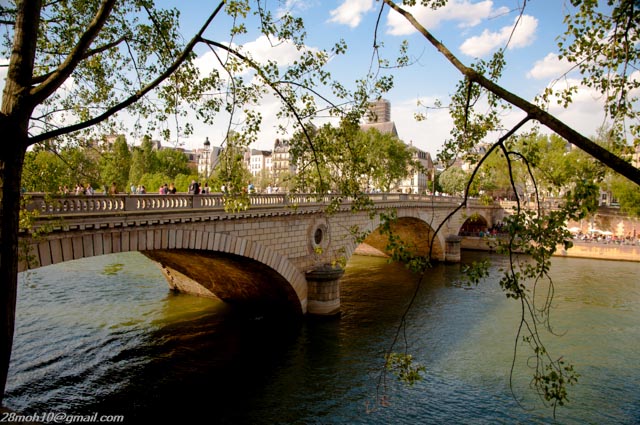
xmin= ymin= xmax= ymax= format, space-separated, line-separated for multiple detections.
xmin=24 ymin=192 xmax=494 ymax=217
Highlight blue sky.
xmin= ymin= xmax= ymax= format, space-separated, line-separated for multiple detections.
xmin=5 ymin=1 xmax=617 ymax=157
xmin=165 ymin=0 xmax=611 ymax=156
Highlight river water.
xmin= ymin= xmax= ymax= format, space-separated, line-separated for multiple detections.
xmin=5 ymin=251 xmax=640 ymax=424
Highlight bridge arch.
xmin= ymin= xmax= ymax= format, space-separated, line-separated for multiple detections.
xmin=24 ymin=229 xmax=308 ymax=315
xmin=458 ymin=212 xmax=490 ymax=236
xmin=342 ymin=210 xmax=446 ymax=263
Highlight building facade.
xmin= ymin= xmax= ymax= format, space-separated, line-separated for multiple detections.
xmin=361 ymin=99 xmax=434 ymax=193
xmin=272 ymin=138 xmax=296 ymax=190
xmin=196 ymin=137 xmax=222 ymax=179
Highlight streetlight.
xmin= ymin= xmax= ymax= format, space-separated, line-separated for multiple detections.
xmin=203 ymin=136 xmax=211 ymax=180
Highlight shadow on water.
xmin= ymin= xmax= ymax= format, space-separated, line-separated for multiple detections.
xmin=6 ymin=251 xmax=640 ymax=424
xmin=67 ymin=295 xmax=307 ymax=424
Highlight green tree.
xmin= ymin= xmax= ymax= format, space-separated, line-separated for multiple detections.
xmin=22 ymin=145 xmax=101 ymax=193
xmin=473 ymin=133 xmax=604 ymax=201
xmin=22 ymin=149 xmax=65 ymax=193
xmin=437 ymin=166 xmax=468 ymax=196
xmin=362 ymin=128 xmax=415 ymax=192
xmin=609 ymin=174 xmax=640 ymax=216
xmin=129 ymin=136 xmax=158 ymax=185
xmin=210 ymin=137 xmax=252 ymax=195
xmin=0 ymin=0 xmax=348 ymax=401
xmin=173 ymin=173 xmax=196 ymax=193
xmin=99 ymin=135 xmax=131 ymax=192
xmin=290 ymin=121 xmax=415 ymax=195
xmin=155 ymin=148 xmax=189 ymax=180
xmin=140 ymin=172 xmax=167 ymax=194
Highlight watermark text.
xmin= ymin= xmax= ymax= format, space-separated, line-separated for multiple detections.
xmin=1 ymin=411 xmax=124 ymax=423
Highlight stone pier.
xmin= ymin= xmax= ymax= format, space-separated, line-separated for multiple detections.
xmin=445 ymin=235 xmax=463 ymax=262
xmin=305 ymin=264 xmax=345 ymax=316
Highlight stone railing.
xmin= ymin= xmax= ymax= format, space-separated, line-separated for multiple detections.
xmin=23 ymin=192 xmax=492 ymax=217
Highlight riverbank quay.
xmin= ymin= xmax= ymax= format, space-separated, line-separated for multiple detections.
xmin=461 ymin=236 xmax=640 ymax=262
xmin=356 ymin=237 xmax=640 ymax=262
xmin=355 ymin=238 xmax=640 ymax=262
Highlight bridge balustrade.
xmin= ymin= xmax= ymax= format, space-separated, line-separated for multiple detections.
xmin=28 ymin=195 xmax=126 ymax=214
xmin=248 ymin=194 xmax=288 ymax=206
xmin=23 ymin=192 xmax=490 ymax=218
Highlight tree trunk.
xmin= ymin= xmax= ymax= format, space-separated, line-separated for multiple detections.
xmin=0 ymin=129 xmax=26 ymax=404
xmin=0 ymin=0 xmax=40 ymax=403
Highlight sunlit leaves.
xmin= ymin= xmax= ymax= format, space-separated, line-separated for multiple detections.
xmin=607 ymin=172 xmax=640 ymax=216
xmin=385 ymin=352 xmax=426 ymax=386
xmin=459 ymin=259 xmax=490 ymax=286
xmin=432 ymin=48 xmax=510 ymax=167
xmin=556 ymin=0 xmax=640 ymax=140
xmin=289 ymin=119 xmax=416 ymax=197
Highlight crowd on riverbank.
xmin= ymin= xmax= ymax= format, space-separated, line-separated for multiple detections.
xmin=460 ymin=227 xmax=640 ymax=247
xmin=460 ymin=233 xmax=640 ymax=262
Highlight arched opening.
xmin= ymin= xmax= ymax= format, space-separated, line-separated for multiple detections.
xmin=458 ymin=214 xmax=489 ymax=236
xmin=356 ymin=217 xmax=444 ymax=261
xmin=141 ymin=249 xmax=303 ymax=318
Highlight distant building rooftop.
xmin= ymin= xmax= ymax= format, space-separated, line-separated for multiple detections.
xmin=360 ymin=121 xmax=398 ymax=138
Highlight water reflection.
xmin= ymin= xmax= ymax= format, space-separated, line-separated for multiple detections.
xmin=6 ymin=251 xmax=640 ymax=424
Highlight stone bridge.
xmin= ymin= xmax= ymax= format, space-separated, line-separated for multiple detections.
xmin=20 ymin=193 xmax=506 ymax=316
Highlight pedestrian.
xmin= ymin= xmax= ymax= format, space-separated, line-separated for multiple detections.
xmin=188 ymin=180 xmax=200 ymax=194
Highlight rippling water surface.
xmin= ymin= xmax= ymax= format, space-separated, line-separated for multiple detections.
xmin=7 ymin=251 xmax=640 ymax=424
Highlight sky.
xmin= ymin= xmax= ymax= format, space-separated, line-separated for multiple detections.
xmin=165 ymin=0 xmax=612 ymax=156
xmin=2 ymin=1 xmax=621 ymax=157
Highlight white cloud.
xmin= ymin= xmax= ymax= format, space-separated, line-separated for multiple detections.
xmin=390 ymin=74 xmax=616 ymax=157
xmin=243 ymin=35 xmax=312 ymax=65
xmin=194 ymin=35 xmax=316 ymax=79
xmin=181 ymin=91 xmax=300 ymax=152
xmin=386 ymin=0 xmax=509 ymax=36
xmin=181 ymin=35 xmax=325 ymax=150
xmin=527 ymin=53 xmax=575 ymax=80
xmin=328 ymin=0 xmax=375 ymax=28
xmin=545 ymin=78 xmax=608 ymax=135
xmin=280 ymin=0 xmax=317 ymax=14
xmin=392 ymin=97 xmax=453 ymax=155
xmin=460 ymin=14 xmax=537 ymax=57
xmin=490 ymin=78 xmax=609 ymax=141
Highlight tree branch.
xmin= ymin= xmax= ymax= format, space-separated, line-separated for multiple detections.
xmin=29 ymin=2 xmax=226 ymax=146
xmin=382 ymin=0 xmax=640 ymax=186
xmin=201 ymin=37 xmax=327 ymax=191
xmin=30 ymin=0 xmax=117 ymax=105
xmin=30 ymin=35 xmax=127 ymax=85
